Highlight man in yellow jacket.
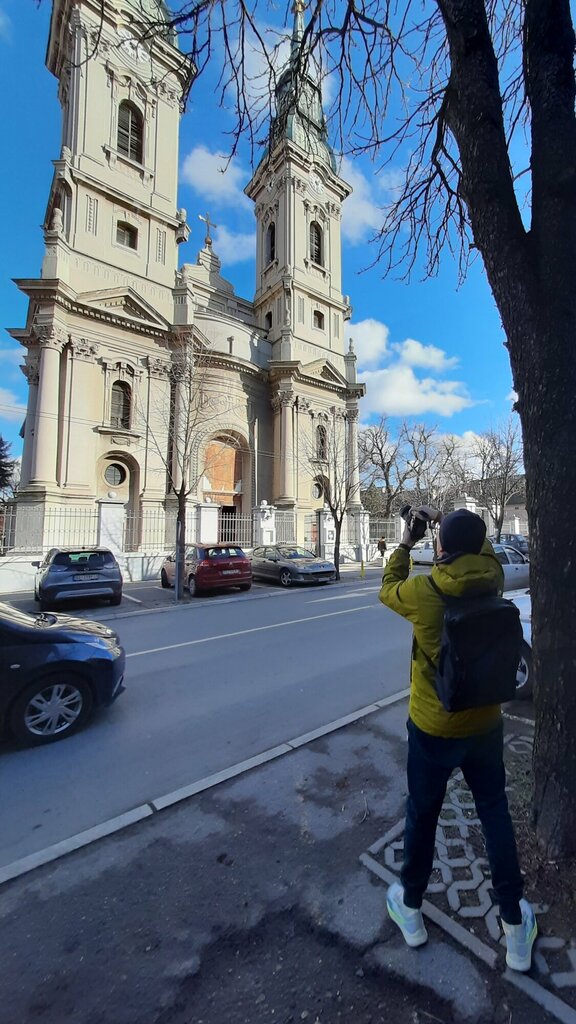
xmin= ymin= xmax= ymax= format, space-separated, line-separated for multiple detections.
xmin=379 ymin=506 xmax=536 ymax=972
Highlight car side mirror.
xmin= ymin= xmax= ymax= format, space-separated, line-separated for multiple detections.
xmin=31 ymin=561 xmax=40 ymax=568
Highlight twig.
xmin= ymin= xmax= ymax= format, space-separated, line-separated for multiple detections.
xmin=359 ymin=794 xmax=371 ymax=823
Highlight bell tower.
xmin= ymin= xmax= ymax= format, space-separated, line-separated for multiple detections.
xmin=41 ymin=0 xmax=192 ymax=316
xmin=245 ymin=0 xmax=352 ymax=374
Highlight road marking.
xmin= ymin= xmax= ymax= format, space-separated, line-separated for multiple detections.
xmin=126 ymin=605 xmax=375 ymax=659
xmin=307 ymin=586 xmax=380 ymax=603
xmin=122 ymin=592 xmax=143 ymax=605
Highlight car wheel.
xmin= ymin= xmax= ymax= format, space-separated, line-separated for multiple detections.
xmin=39 ymin=596 xmax=51 ymax=612
xmin=515 ymin=641 xmax=533 ymax=700
xmin=109 ymin=593 xmax=122 ymax=606
xmin=33 ymin=588 xmax=39 ymax=602
xmin=239 ymin=583 xmax=252 ymax=591
xmin=189 ymin=574 xmax=200 ymax=597
xmin=9 ymin=675 xmax=94 ymax=745
xmin=160 ymin=569 xmax=171 ymax=589
xmin=279 ymin=569 xmax=293 ymax=588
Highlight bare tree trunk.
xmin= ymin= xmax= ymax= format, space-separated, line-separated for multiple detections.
xmin=333 ymin=516 xmax=342 ymax=581
xmin=176 ymin=487 xmax=187 ymax=601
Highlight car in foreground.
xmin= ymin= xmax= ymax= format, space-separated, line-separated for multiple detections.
xmin=0 ymin=603 xmax=125 ymax=745
xmin=32 ymin=547 xmax=123 ymax=611
xmin=251 ymin=545 xmax=336 ymax=587
xmin=161 ymin=543 xmax=252 ymax=596
xmin=509 ymin=589 xmax=532 ymax=699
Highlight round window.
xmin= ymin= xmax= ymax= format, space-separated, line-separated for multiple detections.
xmin=312 ymin=482 xmax=323 ymax=500
xmin=104 ymin=463 xmax=127 ymax=487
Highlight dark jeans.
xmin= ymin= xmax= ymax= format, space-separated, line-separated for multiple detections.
xmin=401 ymin=718 xmax=523 ymax=925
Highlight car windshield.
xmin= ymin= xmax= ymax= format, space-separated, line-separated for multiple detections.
xmin=277 ymin=547 xmax=315 ymax=559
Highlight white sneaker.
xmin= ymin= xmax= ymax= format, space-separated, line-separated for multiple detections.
xmin=386 ymin=882 xmax=428 ymax=948
xmin=502 ymin=899 xmax=538 ymax=971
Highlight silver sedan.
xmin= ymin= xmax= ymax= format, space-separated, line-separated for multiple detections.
xmin=251 ymin=545 xmax=336 ymax=587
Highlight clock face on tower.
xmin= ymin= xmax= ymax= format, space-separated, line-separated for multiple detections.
xmin=309 ymin=170 xmax=325 ymax=196
xmin=117 ymin=28 xmax=148 ymax=64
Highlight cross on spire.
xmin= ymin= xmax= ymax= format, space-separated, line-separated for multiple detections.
xmin=198 ymin=212 xmax=218 ymax=246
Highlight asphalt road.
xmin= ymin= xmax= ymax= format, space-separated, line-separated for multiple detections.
xmin=0 ymin=579 xmax=412 ymax=868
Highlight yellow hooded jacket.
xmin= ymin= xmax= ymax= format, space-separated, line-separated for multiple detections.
xmin=379 ymin=539 xmax=505 ymax=738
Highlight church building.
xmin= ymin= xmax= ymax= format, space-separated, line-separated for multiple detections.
xmin=9 ymin=0 xmax=365 ymax=553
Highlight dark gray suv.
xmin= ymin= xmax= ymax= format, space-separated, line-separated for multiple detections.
xmin=32 ymin=548 xmax=123 ymax=611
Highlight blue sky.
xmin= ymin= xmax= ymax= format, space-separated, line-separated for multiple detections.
xmin=0 ymin=0 xmax=516 ymax=459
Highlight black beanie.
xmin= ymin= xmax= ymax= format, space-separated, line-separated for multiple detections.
xmin=439 ymin=509 xmax=486 ymax=557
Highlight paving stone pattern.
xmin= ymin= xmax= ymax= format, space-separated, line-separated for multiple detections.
xmin=366 ymin=733 xmax=576 ymax=1009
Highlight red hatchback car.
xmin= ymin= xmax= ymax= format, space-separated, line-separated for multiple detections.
xmin=161 ymin=543 xmax=252 ymax=596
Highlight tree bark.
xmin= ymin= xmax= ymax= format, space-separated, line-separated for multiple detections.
xmin=437 ymin=0 xmax=576 ymax=856
xmin=176 ymin=487 xmax=187 ymax=601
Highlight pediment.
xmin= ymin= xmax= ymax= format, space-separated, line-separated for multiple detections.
xmin=78 ymin=287 xmax=171 ymax=329
xmin=301 ymin=358 xmax=348 ymax=388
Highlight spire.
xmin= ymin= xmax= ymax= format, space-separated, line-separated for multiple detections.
xmin=291 ymin=1 xmax=305 ymax=61
xmin=268 ymin=0 xmax=336 ymax=170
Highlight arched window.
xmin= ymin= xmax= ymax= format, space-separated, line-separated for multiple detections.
xmin=313 ymin=309 xmax=325 ymax=330
xmin=111 ymin=381 xmax=131 ymax=430
xmin=264 ymin=311 xmax=272 ymax=332
xmin=117 ymin=101 xmax=144 ymax=163
xmin=54 ymin=182 xmax=72 ymax=239
xmin=310 ymin=220 xmax=323 ymax=265
xmin=316 ymin=424 xmax=328 ymax=461
xmin=265 ymin=222 xmax=276 ymax=264
xmin=116 ymin=221 xmax=138 ymax=249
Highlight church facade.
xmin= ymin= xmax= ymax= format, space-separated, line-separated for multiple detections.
xmin=10 ymin=0 xmax=365 ymax=553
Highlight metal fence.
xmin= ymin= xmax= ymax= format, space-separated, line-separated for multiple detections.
xmin=276 ymin=510 xmax=296 ymax=543
xmin=369 ymin=517 xmax=402 ymax=544
xmin=1 ymin=503 xmax=99 ymax=555
xmin=303 ymin=512 xmax=318 ymax=553
xmin=123 ymin=507 xmax=198 ymax=553
xmin=218 ymin=511 xmax=253 ymax=548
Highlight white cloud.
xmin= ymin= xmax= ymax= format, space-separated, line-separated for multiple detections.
xmin=361 ymin=365 xmax=474 ymax=418
xmin=0 ymin=345 xmax=23 ymax=367
xmin=507 ymin=389 xmax=518 ymax=403
xmin=181 ymin=145 xmax=250 ymax=209
xmin=340 ymin=158 xmax=383 ymax=244
xmin=339 ymin=157 xmax=404 ymax=245
xmin=212 ymin=225 xmax=256 ymax=265
xmin=348 ymin=319 xmax=390 ymax=368
xmin=0 ymin=10 xmax=11 ymax=42
xmin=0 ymin=387 xmax=26 ymax=423
xmin=395 ymin=338 xmax=459 ymax=372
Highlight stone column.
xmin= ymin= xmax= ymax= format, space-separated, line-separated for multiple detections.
xmin=252 ymin=502 xmax=276 ymax=546
xmin=346 ymin=405 xmax=362 ymax=508
xmin=64 ymin=338 xmax=99 ymax=490
xmin=196 ymin=502 xmax=219 ymax=544
xmin=30 ymin=331 xmax=65 ymax=487
xmin=20 ymin=356 xmax=40 ymax=488
xmin=98 ymin=500 xmax=126 ymax=554
xmin=277 ymin=388 xmax=295 ymax=505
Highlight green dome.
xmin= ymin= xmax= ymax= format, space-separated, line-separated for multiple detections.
xmin=127 ymin=0 xmax=178 ymax=45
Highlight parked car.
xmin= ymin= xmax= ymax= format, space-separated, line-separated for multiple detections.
xmin=509 ymin=589 xmax=532 ymax=699
xmin=251 ymin=545 xmax=336 ymax=587
xmin=410 ymin=539 xmax=436 ymax=565
xmin=32 ymin=548 xmax=123 ymax=611
xmin=491 ymin=532 xmax=529 ymax=557
xmin=161 ymin=543 xmax=252 ymax=596
xmin=0 ymin=602 xmax=125 ymax=745
xmin=492 ymin=543 xmax=530 ymax=590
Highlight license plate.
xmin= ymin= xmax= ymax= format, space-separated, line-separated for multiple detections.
xmin=74 ymin=573 xmax=100 ymax=581
xmin=222 ymin=569 xmax=240 ymax=575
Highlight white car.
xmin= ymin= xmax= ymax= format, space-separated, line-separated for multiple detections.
xmin=493 ymin=544 xmax=530 ymax=591
xmin=410 ymin=539 xmax=436 ymax=565
xmin=509 ymin=589 xmax=532 ymax=699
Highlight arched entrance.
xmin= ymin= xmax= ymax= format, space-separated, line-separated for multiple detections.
xmin=97 ymin=451 xmax=140 ymax=549
xmin=200 ymin=432 xmax=251 ymax=545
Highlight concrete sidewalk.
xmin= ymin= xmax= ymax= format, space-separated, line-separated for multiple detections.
xmin=0 ymin=699 xmax=572 ymax=1024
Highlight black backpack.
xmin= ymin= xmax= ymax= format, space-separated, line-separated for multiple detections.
xmin=423 ymin=577 xmax=523 ymax=712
